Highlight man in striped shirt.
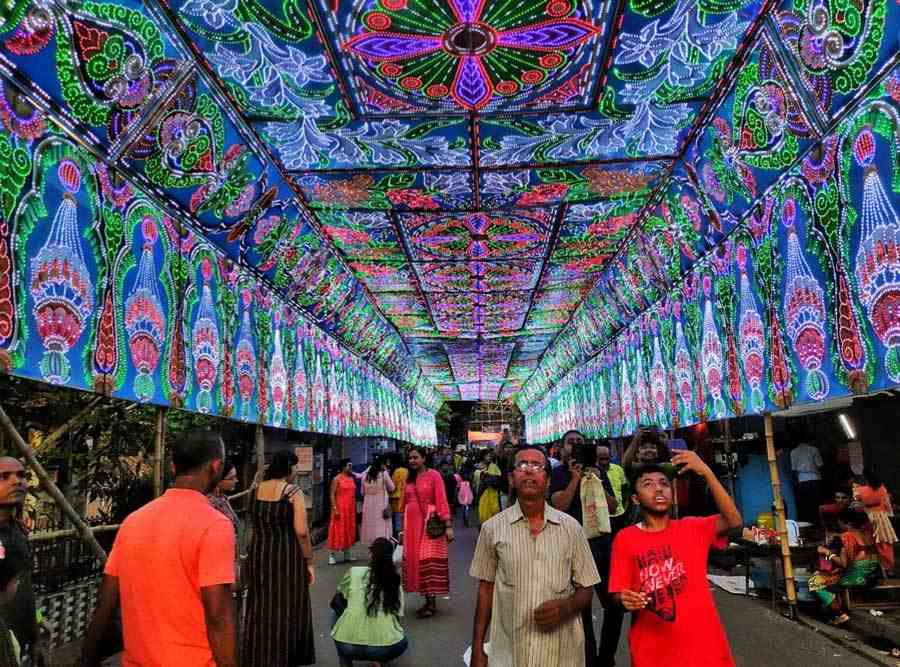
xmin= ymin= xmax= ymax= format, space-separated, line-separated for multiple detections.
xmin=469 ymin=446 xmax=600 ymax=667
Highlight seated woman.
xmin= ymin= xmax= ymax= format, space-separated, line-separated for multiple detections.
xmin=853 ymin=467 xmax=896 ymax=576
xmin=808 ymin=509 xmax=881 ymax=626
xmin=332 ymin=537 xmax=408 ymax=667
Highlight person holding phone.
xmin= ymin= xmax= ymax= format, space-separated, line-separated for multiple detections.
xmin=609 ymin=451 xmax=743 ymax=666
xmin=549 ymin=430 xmax=619 ymax=667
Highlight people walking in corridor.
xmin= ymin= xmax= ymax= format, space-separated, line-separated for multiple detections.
xmin=0 ymin=457 xmax=46 ymax=666
xmin=243 ymin=449 xmax=316 ymax=666
xmin=81 ymin=431 xmax=237 ymax=667
xmin=609 ymin=451 xmax=742 ymax=667
xmin=390 ymin=455 xmax=409 ymax=537
xmin=331 ymin=537 xmax=408 ymax=666
xmin=458 ymin=474 xmax=474 ymax=527
xmin=477 ymin=452 xmax=502 ymax=525
xmin=208 ymin=461 xmax=242 ymax=584
xmin=403 ymin=446 xmax=453 ymax=618
xmin=329 ymin=458 xmax=358 ymax=564
xmin=361 ymin=455 xmax=396 ymax=545
xmin=550 ymin=431 xmax=621 ymax=667
xmin=469 ymin=446 xmax=600 ymax=667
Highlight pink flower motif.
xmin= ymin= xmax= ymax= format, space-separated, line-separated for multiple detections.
xmin=387 ymin=188 xmax=439 ymax=209
xmin=516 ymin=183 xmax=568 ymax=206
xmin=325 ymin=226 xmax=370 ymax=245
xmin=253 ymin=215 xmax=279 ymax=246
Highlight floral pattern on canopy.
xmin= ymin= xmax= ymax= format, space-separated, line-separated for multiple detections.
xmin=0 ymin=0 xmax=896 ymax=429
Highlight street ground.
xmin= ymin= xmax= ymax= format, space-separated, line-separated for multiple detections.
xmin=54 ymin=512 xmax=887 ymax=666
xmin=309 ymin=514 xmax=882 ymax=667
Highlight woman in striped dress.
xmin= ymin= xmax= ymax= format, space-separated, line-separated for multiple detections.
xmin=403 ymin=446 xmax=453 ymax=618
xmin=243 ymin=451 xmax=315 ymax=666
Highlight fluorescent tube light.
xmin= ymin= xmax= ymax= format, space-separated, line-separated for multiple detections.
xmin=838 ymin=413 xmax=856 ymax=440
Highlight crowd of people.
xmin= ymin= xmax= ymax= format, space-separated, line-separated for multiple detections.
xmin=0 ymin=422 xmax=888 ymax=667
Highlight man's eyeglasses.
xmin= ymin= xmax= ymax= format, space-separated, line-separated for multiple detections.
xmin=515 ymin=461 xmax=546 ymax=473
xmin=224 ymin=475 xmax=238 ymax=482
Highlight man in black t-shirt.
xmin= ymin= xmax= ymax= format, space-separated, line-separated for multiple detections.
xmin=549 ymin=431 xmax=620 ymax=667
xmin=0 ymin=457 xmax=47 ymax=665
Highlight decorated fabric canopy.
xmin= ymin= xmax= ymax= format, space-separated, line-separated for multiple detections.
xmin=0 ymin=0 xmax=898 ymax=443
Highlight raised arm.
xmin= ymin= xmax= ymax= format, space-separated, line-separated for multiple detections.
xmin=672 ymin=450 xmax=742 ymax=535
xmin=622 ymin=432 xmax=642 ymax=468
xmin=551 ymin=461 xmax=582 ymax=512
xmin=384 ymin=470 xmax=396 ymax=493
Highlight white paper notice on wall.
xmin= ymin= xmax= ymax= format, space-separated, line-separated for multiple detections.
xmin=848 ymin=440 xmax=863 ymax=475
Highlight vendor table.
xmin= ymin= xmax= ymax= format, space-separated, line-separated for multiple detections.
xmin=732 ymin=539 xmax=820 ymax=609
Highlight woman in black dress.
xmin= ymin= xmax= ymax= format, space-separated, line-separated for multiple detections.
xmin=243 ymin=450 xmax=315 ymax=666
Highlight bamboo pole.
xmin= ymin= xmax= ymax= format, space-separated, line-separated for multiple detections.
xmin=153 ymin=406 xmax=166 ymax=497
xmin=763 ymin=412 xmax=798 ymax=618
xmin=0 ymin=404 xmax=107 ymax=562
xmin=28 ymin=524 xmax=119 ymax=542
xmin=40 ymin=395 xmax=105 ymax=452
xmin=255 ymin=423 xmax=265 ymax=481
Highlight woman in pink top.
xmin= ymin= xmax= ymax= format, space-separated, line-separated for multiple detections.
xmin=402 ymin=446 xmax=453 ymax=618
xmin=360 ymin=455 xmax=396 ymax=545
xmin=853 ymin=467 xmax=896 ymax=575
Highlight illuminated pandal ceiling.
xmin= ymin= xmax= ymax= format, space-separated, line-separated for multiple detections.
xmin=0 ymin=0 xmax=899 ymax=441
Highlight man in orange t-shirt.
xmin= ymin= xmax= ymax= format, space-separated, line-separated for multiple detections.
xmin=81 ymin=431 xmax=237 ymax=667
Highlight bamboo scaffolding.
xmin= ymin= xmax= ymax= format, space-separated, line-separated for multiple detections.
xmin=153 ymin=406 xmax=166 ymax=497
xmin=255 ymin=423 xmax=265 ymax=481
xmin=28 ymin=524 xmax=120 ymax=542
xmin=763 ymin=412 xmax=798 ymax=619
xmin=40 ymin=395 xmax=105 ymax=452
xmin=0 ymin=404 xmax=107 ymax=562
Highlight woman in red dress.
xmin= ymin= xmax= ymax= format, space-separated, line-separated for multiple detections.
xmin=328 ymin=458 xmax=358 ymax=565
xmin=402 ymin=446 xmax=453 ymax=618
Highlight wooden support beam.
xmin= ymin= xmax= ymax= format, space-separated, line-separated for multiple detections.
xmin=255 ymin=423 xmax=265 ymax=482
xmin=40 ymin=395 xmax=105 ymax=452
xmin=0 ymin=403 xmax=107 ymax=562
xmin=764 ymin=412 xmax=798 ymax=619
xmin=28 ymin=524 xmax=119 ymax=543
xmin=153 ymin=406 xmax=166 ymax=497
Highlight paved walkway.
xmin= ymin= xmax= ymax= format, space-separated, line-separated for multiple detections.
xmin=55 ymin=512 xmax=881 ymax=666
xmin=310 ymin=514 xmax=879 ymax=667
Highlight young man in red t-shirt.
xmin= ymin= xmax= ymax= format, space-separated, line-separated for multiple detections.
xmin=608 ymin=450 xmax=743 ymax=667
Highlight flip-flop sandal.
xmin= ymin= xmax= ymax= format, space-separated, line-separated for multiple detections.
xmin=416 ymin=607 xmax=436 ymax=618
xmin=830 ymin=613 xmax=850 ymax=626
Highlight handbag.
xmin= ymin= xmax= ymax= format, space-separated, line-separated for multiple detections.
xmin=426 ymin=512 xmax=447 ymax=539
xmin=413 ymin=475 xmax=447 ymax=539
xmin=580 ymin=472 xmax=612 ymax=539
xmin=330 ymin=591 xmax=348 ymax=617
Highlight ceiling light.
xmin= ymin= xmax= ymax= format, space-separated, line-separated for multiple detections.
xmin=838 ymin=413 xmax=856 ymax=440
